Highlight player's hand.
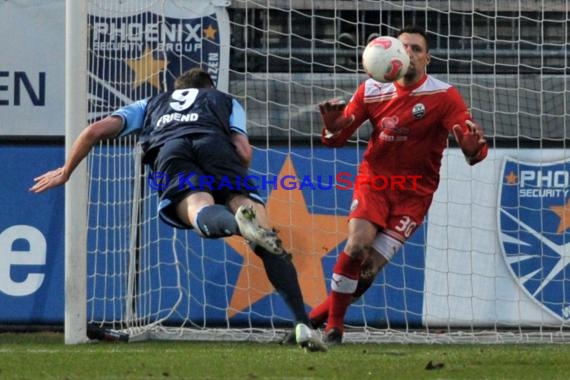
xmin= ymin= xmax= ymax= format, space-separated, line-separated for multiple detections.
xmin=452 ymin=120 xmax=486 ymax=158
xmin=29 ymin=167 xmax=69 ymax=193
xmin=319 ymin=99 xmax=355 ymax=135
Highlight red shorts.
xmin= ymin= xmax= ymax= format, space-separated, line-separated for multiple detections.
xmin=349 ymin=182 xmax=433 ymax=240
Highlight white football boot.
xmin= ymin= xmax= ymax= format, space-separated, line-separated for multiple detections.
xmin=235 ymin=205 xmax=284 ymax=255
xmin=295 ymin=323 xmax=328 ymax=352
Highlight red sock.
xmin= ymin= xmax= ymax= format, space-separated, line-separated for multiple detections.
xmin=311 ymin=275 xmax=374 ymax=328
xmin=326 ymin=252 xmax=362 ymax=333
xmin=309 ymin=295 xmax=331 ymax=327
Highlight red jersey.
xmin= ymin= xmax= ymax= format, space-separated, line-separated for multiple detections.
xmin=324 ymin=74 xmax=484 ymax=196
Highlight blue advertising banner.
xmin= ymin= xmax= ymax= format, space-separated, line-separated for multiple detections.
xmin=0 ymin=146 xmax=64 ymax=323
xmin=0 ymin=145 xmax=425 ymax=326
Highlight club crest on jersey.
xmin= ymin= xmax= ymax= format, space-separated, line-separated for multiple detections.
xmin=498 ymin=157 xmax=570 ymax=321
xmin=412 ymin=103 xmax=425 ymax=119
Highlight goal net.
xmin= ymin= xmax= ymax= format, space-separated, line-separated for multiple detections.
xmin=70 ymin=0 xmax=570 ymax=343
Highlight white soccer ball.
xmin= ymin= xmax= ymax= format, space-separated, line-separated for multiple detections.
xmin=362 ymin=36 xmax=410 ymax=83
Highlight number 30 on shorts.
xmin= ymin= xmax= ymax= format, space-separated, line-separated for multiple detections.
xmin=394 ymin=216 xmax=417 ymax=238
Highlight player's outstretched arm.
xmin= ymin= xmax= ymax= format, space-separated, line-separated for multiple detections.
xmin=319 ymin=99 xmax=357 ymax=148
xmin=30 ymin=116 xmax=123 ymax=193
xmin=452 ymin=120 xmax=488 ymax=166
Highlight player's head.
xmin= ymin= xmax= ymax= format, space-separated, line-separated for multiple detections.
xmin=175 ymin=68 xmax=215 ymax=89
xmin=397 ymin=25 xmax=429 ymax=52
xmin=396 ymin=25 xmax=431 ymax=83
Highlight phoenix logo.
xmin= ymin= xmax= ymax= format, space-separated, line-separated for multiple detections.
xmin=498 ymin=157 xmax=570 ymax=321
xmin=87 ymin=9 xmax=225 ymax=122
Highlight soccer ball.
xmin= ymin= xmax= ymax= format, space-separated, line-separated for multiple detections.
xmin=362 ymin=36 xmax=410 ymax=83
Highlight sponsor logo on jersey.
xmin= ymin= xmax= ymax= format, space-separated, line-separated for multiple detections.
xmin=379 ymin=116 xmax=409 ymax=141
xmin=498 ymin=157 xmax=570 ymax=321
xmin=412 ymin=103 xmax=425 ymax=119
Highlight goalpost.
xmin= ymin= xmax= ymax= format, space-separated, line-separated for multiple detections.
xmin=65 ymin=0 xmax=88 ymax=344
xmin=66 ymin=0 xmax=570 ymax=344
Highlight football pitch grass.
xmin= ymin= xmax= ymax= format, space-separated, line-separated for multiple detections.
xmin=2 ymin=332 xmax=570 ymax=379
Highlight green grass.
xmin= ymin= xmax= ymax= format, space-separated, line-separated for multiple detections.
xmin=1 ymin=332 xmax=570 ymax=379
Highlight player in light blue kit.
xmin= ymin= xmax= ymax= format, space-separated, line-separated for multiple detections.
xmin=31 ymin=68 xmax=326 ymax=352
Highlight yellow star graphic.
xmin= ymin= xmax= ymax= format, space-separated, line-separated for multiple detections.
xmin=550 ymin=199 xmax=570 ymax=234
xmin=125 ymin=46 xmax=166 ymax=90
xmin=225 ymin=156 xmax=348 ymax=317
xmin=203 ymin=25 xmax=218 ymax=40
xmin=504 ymin=171 xmax=518 ymax=185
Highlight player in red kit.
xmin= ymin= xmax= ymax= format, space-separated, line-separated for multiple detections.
xmin=311 ymin=25 xmax=488 ymax=345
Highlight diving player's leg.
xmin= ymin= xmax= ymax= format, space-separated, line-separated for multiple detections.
xmin=229 ymin=194 xmax=326 ymax=352
xmin=174 ymin=192 xmax=241 ymax=238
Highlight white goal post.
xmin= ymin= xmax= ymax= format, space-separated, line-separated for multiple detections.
xmin=65 ymin=0 xmax=570 ymax=344
xmin=65 ymin=0 xmax=88 ymax=344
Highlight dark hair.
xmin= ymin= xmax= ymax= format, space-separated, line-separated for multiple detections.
xmin=175 ymin=68 xmax=215 ymax=89
xmin=397 ymin=25 xmax=429 ymax=52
